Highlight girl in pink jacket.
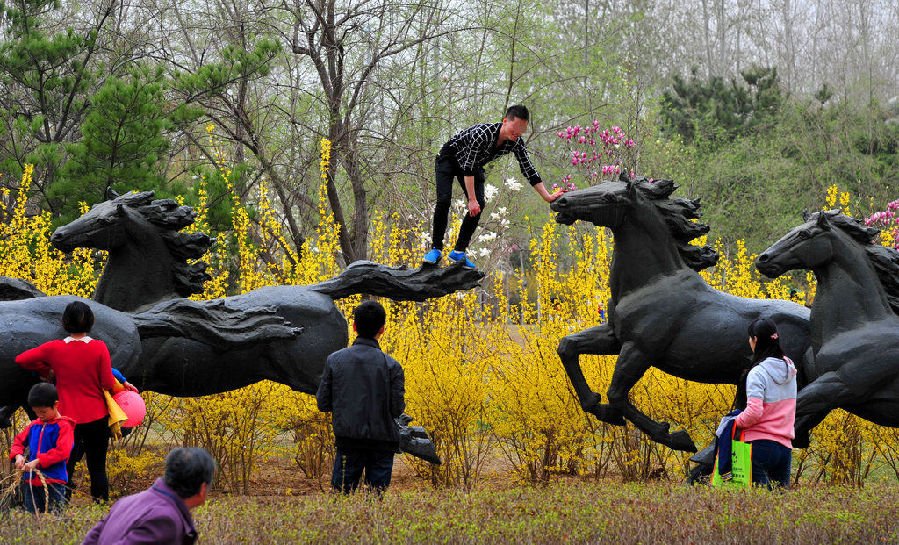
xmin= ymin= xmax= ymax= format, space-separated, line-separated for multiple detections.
xmin=734 ymin=318 xmax=797 ymax=488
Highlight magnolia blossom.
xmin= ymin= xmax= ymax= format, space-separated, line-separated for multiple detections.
xmin=474 ymin=247 xmax=491 ymax=258
xmin=485 ymin=183 xmax=499 ymax=202
xmin=504 ymin=178 xmax=523 ymax=191
xmin=478 ymin=231 xmax=497 ymax=243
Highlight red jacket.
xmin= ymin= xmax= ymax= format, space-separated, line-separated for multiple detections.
xmin=16 ymin=337 xmax=117 ymax=424
xmin=10 ymin=416 xmax=75 ymax=485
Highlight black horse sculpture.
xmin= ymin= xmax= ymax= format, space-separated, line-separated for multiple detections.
xmin=48 ymin=190 xmax=483 ymax=397
xmin=550 ymin=177 xmax=811 ymax=452
xmin=757 ymin=211 xmax=899 ymax=446
xmin=29 ymin=190 xmax=483 ymax=462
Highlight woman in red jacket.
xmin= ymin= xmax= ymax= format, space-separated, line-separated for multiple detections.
xmin=16 ymin=301 xmax=123 ymax=502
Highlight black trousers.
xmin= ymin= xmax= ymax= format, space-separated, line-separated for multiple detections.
xmin=66 ymin=417 xmax=110 ymax=502
xmin=431 ymin=155 xmax=486 ymax=252
xmin=331 ymin=447 xmax=395 ymax=494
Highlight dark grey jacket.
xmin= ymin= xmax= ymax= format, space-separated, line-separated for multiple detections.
xmin=316 ymin=337 xmax=405 ymax=448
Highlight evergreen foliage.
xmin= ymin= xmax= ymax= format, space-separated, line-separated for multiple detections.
xmin=54 ymin=68 xmax=171 ymax=221
xmin=661 ymin=66 xmax=783 ymax=145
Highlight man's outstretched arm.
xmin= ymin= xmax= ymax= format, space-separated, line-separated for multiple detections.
xmin=533 ymin=182 xmax=565 ymax=203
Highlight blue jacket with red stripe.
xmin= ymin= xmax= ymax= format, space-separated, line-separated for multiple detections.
xmin=9 ymin=416 xmax=75 ymax=485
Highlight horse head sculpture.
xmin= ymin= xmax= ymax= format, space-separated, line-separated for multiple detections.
xmin=51 ymin=190 xmax=211 ymax=312
xmin=758 ymin=210 xmax=899 ymax=446
xmin=553 ymin=178 xmax=719 ymax=270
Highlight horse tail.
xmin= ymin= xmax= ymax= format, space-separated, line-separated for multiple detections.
xmin=310 ymin=261 xmax=484 ymax=302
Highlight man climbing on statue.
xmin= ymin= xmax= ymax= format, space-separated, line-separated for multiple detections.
xmin=423 ymin=104 xmax=565 ymax=270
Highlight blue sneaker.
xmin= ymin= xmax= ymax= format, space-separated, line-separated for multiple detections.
xmin=423 ymin=248 xmax=443 ymax=265
xmin=448 ymin=250 xmax=476 ymax=269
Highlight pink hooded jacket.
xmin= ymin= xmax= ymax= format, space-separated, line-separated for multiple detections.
xmin=735 ymin=356 xmax=797 ymax=448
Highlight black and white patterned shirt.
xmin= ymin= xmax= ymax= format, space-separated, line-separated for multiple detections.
xmin=440 ymin=123 xmax=542 ymax=186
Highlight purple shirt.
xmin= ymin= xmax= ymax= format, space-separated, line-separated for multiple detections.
xmin=81 ymin=479 xmax=198 ymax=545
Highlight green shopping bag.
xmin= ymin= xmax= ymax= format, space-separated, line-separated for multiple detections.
xmin=711 ymin=427 xmax=752 ymax=488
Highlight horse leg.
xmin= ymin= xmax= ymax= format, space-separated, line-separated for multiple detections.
xmin=793 ymin=371 xmax=855 ymax=448
xmin=607 ymin=342 xmax=697 ymax=452
xmin=0 ymin=405 xmax=17 ymax=428
xmin=557 ymin=324 xmax=625 ymax=425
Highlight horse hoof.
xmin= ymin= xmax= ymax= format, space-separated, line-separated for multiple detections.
xmin=0 ymin=406 xmax=12 ymax=429
xmin=587 ymin=405 xmax=626 ymax=426
xmin=668 ymin=430 xmax=697 ymax=452
xmin=580 ymin=391 xmax=603 ymax=411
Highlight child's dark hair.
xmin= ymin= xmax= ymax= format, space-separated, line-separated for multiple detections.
xmin=748 ymin=318 xmax=784 ymax=364
xmin=27 ymin=383 xmax=58 ymax=409
xmin=505 ymin=104 xmax=530 ymax=122
xmin=62 ymin=301 xmax=94 ymax=333
xmin=354 ymin=300 xmax=386 ymax=339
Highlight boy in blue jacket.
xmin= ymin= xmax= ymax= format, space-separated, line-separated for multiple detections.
xmin=9 ymin=383 xmax=75 ymax=514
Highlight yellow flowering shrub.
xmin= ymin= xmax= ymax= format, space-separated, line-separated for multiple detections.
xmin=0 ymin=166 xmax=98 ymax=296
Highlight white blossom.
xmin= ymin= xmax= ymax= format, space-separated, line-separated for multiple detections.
xmin=475 ymin=247 xmax=491 ymax=258
xmin=504 ymin=178 xmax=523 ymax=191
xmin=478 ymin=231 xmax=497 ymax=243
xmin=485 ymin=183 xmax=499 ymax=202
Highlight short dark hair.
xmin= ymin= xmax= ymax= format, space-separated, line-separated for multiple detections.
xmin=62 ymin=301 xmax=95 ymax=333
xmin=353 ymin=300 xmax=386 ymax=339
xmin=27 ymin=383 xmax=58 ymax=409
xmin=164 ymin=448 xmax=215 ymax=498
xmin=748 ymin=318 xmax=784 ymax=364
xmin=505 ymin=104 xmax=530 ymax=122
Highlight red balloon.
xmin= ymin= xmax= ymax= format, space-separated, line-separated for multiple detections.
xmin=113 ymin=390 xmax=146 ymax=428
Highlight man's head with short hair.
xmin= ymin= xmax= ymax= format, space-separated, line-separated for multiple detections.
xmin=505 ymin=104 xmax=530 ymax=122
xmin=502 ymin=104 xmax=530 ymax=142
xmin=62 ymin=301 xmax=95 ymax=334
xmin=163 ymin=448 xmax=215 ymax=506
xmin=353 ymin=300 xmax=386 ymax=339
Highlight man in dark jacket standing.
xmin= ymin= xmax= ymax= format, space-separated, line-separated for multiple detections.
xmin=82 ymin=448 xmax=214 ymax=545
xmin=317 ymin=300 xmax=405 ymax=494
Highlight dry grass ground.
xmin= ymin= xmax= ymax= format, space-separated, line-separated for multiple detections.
xmin=2 ymin=477 xmax=897 ymax=544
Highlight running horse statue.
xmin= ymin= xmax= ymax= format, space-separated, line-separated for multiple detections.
xmin=48 ymin=190 xmax=483 ymax=397
xmin=2 ymin=191 xmax=483 ymax=463
xmin=757 ymin=211 xmax=899 ymax=446
xmin=550 ymin=176 xmax=811 ymax=452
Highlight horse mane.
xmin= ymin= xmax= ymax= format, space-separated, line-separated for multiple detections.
xmin=824 ymin=211 xmax=899 ymax=314
xmin=131 ymin=298 xmax=302 ymax=349
xmin=630 ymin=176 xmax=719 ymax=271
xmin=114 ymin=191 xmax=212 ymax=297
